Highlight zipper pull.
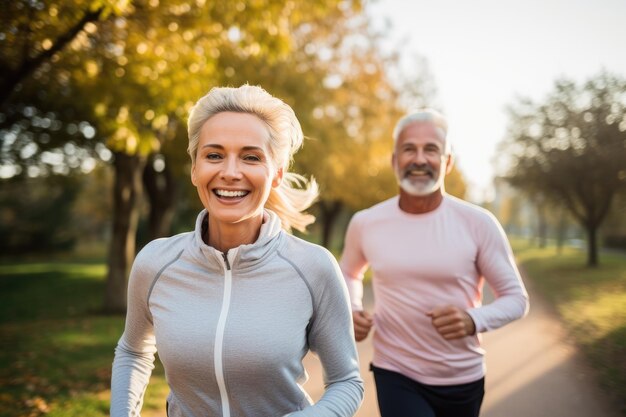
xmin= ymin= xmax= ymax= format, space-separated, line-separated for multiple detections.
xmin=222 ymin=251 xmax=231 ymax=270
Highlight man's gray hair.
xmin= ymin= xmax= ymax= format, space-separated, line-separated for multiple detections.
xmin=392 ymin=108 xmax=450 ymax=154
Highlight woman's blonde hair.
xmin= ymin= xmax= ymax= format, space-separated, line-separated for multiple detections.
xmin=187 ymin=85 xmax=318 ymax=232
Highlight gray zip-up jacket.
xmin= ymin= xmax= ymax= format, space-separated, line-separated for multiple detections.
xmin=110 ymin=209 xmax=364 ymax=417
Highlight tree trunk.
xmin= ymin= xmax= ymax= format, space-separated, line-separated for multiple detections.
xmin=103 ymin=152 xmax=146 ymax=313
xmin=318 ymin=200 xmax=343 ymax=249
xmin=586 ymin=224 xmax=599 ymax=268
xmin=556 ymin=210 xmax=567 ymax=255
xmin=143 ymin=154 xmax=177 ymax=241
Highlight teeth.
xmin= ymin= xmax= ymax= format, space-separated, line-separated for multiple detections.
xmin=409 ymin=170 xmax=429 ymax=175
xmin=215 ymin=189 xmax=247 ymax=198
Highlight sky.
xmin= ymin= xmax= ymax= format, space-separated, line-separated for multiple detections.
xmin=367 ymin=0 xmax=626 ymax=201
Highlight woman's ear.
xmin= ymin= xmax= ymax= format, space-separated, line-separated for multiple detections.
xmin=191 ymin=164 xmax=197 ymax=186
xmin=272 ymin=167 xmax=284 ymax=188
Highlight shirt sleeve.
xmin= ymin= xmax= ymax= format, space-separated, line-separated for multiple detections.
xmin=466 ymin=212 xmax=530 ymax=333
xmin=339 ymin=212 xmax=369 ymax=312
xmin=288 ymin=251 xmax=364 ymax=417
xmin=110 ymin=248 xmax=158 ymax=417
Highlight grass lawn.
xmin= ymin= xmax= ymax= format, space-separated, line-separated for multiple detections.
xmin=0 ymin=259 xmax=168 ymax=417
xmin=511 ymin=239 xmax=626 ymax=415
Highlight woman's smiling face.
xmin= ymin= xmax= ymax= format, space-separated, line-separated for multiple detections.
xmin=191 ymin=111 xmax=282 ymax=228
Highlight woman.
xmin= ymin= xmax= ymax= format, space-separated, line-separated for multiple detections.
xmin=110 ymin=85 xmax=364 ymax=417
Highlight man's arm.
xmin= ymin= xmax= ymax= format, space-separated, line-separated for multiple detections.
xmin=467 ymin=212 xmax=529 ymax=333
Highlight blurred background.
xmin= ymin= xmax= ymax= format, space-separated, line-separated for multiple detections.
xmin=0 ymin=0 xmax=625 ymax=416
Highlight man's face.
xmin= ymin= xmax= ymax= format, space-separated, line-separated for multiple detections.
xmin=392 ymin=121 xmax=452 ymax=197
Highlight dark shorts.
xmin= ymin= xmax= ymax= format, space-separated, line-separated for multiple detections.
xmin=371 ymin=364 xmax=485 ymax=417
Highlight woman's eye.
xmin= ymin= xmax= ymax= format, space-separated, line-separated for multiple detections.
xmin=206 ymin=153 xmax=222 ymax=160
xmin=243 ymin=154 xmax=262 ymax=162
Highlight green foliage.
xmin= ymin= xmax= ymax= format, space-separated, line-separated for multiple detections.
xmin=0 ymin=175 xmax=81 ymax=254
xmin=0 ymin=165 xmax=114 ymax=255
xmin=512 ymin=239 xmax=626 ymax=414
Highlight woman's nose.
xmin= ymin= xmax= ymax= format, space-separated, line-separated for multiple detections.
xmin=220 ymin=156 xmax=243 ymax=180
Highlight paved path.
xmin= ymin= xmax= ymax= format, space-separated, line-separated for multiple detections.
xmin=302 ymin=281 xmax=620 ymax=417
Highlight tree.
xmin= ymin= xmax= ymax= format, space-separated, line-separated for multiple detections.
xmin=498 ymin=71 xmax=626 ymax=266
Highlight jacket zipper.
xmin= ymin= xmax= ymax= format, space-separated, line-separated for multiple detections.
xmin=214 ymin=249 xmax=236 ymax=417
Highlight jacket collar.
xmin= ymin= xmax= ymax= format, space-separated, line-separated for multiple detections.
xmin=192 ymin=209 xmax=283 ymax=271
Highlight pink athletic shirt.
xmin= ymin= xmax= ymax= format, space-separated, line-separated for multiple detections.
xmin=340 ymin=195 xmax=529 ymax=385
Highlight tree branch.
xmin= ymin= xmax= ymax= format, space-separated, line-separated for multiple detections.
xmin=0 ymin=7 xmax=105 ymax=109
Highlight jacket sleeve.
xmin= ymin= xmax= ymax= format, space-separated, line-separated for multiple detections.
xmin=466 ymin=211 xmax=530 ymax=333
xmin=288 ymin=249 xmax=364 ymax=417
xmin=339 ymin=212 xmax=369 ymax=312
xmin=110 ymin=247 xmax=158 ymax=417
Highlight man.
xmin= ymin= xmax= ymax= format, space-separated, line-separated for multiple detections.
xmin=339 ymin=109 xmax=529 ymax=417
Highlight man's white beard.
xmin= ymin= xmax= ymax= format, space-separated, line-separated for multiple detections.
xmin=399 ymin=177 xmax=435 ymax=196
xmin=398 ymin=173 xmax=445 ymax=196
